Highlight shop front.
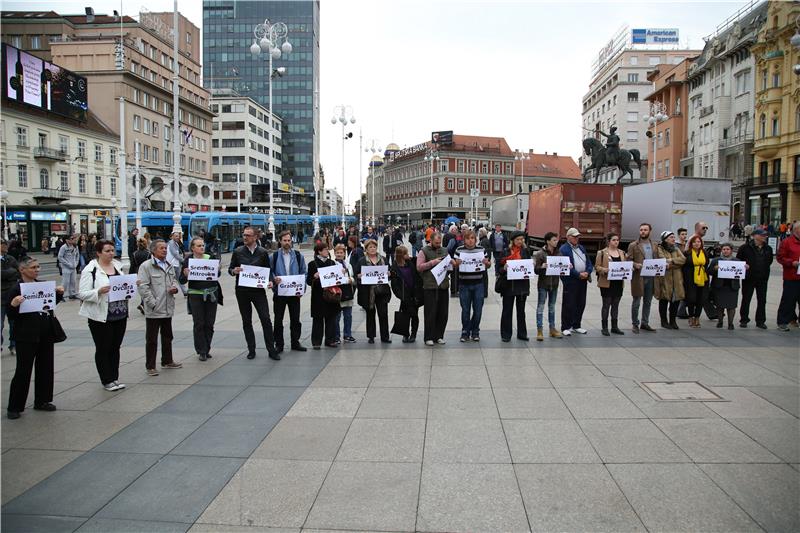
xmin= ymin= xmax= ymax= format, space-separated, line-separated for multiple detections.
xmin=746 ymin=183 xmax=787 ymax=227
xmin=4 ymin=209 xmax=69 ymax=251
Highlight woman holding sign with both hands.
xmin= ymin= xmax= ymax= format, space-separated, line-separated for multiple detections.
xmin=306 ymin=242 xmax=340 ymax=349
xmin=498 ymin=231 xmax=532 ymax=342
xmin=355 ymin=239 xmax=392 ymax=344
xmin=707 ymin=243 xmax=743 ymax=330
xmin=532 ymin=232 xmax=564 ymax=341
xmin=594 ymin=233 xmax=628 ymax=336
xmin=179 ymin=237 xmax=224 ymax=361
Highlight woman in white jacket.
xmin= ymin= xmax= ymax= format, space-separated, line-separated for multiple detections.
xmin=79 ymin=239 xmax=129 ymax=392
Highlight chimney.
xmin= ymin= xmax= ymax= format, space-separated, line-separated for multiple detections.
xmin=553 ymin=152 xmax=558 ymax=156
xmin=113 ymin=9 xmax=119 ymax=21
xmin=85 ymin=7 xmax=95 ymax=22
xmin=545 ymin=151 xmax=548 ymax=155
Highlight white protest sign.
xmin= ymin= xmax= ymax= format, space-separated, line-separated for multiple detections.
xmin=431 ymin=255 xmax=452 ymax=286
xmin=717 ymin=260 xmax=746 ymax=280
xmin=458 ymin=250 xmax=486 ymax=272
xmin=188 ymin=258 xmax=220 ymax=281
xmin=238 ymin=265 xmax=270 ymax=288
xmin=108 ymin=274 xmax=138 ymax=302
xmin=768 ymin=237 xmax=777 ymax=250
xmin=608 ymin=261 xmax=634 ymax=281
xmin=276 ymin=274 xmax=306 ymax=296
xmin=361 ymin=265 xmax=389 ymax=285
xmin=319 ymin=264 xmax=347 ymax=288
xmin=506 ymin=259 xmax=534 ymax=280
xmin=19 ymin=281 xmax=56 ymax=313
xmin=641 ymin=258 xmax=667 ymax=277
xmin=546 ymin=256 xmax=571 ymax=276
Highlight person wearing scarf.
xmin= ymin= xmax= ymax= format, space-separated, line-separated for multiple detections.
xmin=499 ymin=231 xmax=531 ymax=342
xmin=682 ymin=235 xmax=710 ymax=328
xmin=306 ymin=242 xmax=340 ymax=349
xmin=654 ymin=231 xmax=686 ymax=329
xmin=708 ymin=243 xmax=741 ymax=330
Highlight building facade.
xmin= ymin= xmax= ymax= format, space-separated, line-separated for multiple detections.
xmin=581 ymin=26 xmax=699 ymax=183
xmin=645 ymin=60 xmax=692 ymax=182
xmin=202 ymin=0 xmax=321 ymax=201
xmin=323 ymin=188 xmax=342 ymax=218
xmin=749 ymin=0 xmax=800 ymax=225
xmin=1 ymin=101 xmax=120 ymax=249
xmin=683 ymin=1 xmax=768 ymax=221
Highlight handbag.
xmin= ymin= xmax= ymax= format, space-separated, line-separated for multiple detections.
xmin=374 ymin=283 xmax=391 ymax=298
xmin=51 ymin=316 xmax=67 ymax=343
xmin=494 ymin=273 xmax=508 ymax=294
xmin=323 ymin=286 xmax=342 ymax=303
xmin=391 ymin=310 xmax=411 ymax=337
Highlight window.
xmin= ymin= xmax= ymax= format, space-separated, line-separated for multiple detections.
xmin=38 ymin=168 xmax=49 ymax=189
xmin=457 ymin=160 xmax=465 ymax=172
xmin=37 ymin=132 xmax=47 ymax=149
xmin=648 ymin=56 xmax=661 ymax=65
xmin=629 ymin=55 xmax=638 ymax=65
xmin=469 ymin=161 xmax=477 ymax=173
xmin=17 ymin=165 xmax=27 ymax=187
xmin=152 ymin=147 xmax=159 ymax=164
xmin=9 ymin=36 xmax=21 ymax=48
xmin=665 ymin=128 xmax=671 ymax=146
xmin=627 ymin=92 xmax=638 ymax=103
xmin=627 ymin=111 xmax=638 ymax=122
xmin=59 ymin=170 xmax=68 ymax=191
xmin=30 ymin=35 xmax=40 ymax=49
xmin=94 ymin=144 xmax=102 ymax=162
xmin=16 ymin=126 xmax=27 ymax=147
xmin=133 ymin=115 xmax=141 ymax=131
xmin=626 ymin=130 xmax=638 ymax=142
xmin=481 ymin=162 xmax=488 ymax=173
xmin=77 ymin=140 xmax=86 ymax=159
xmin=759 ymin=114 xmax=766 ymax=139
xmin=458 ymin=197 xmax=464 ymax=208
xmin=439 ymin=160 xmax=448 ymax=172
xmin=59 ymin=135 xmax=68 ymax=154
xmin=110 ymin=177 xmax=117 ymax=197
xmin=795 ymin=155 xmax=800 ymax=181
xmin=735 ymin=70 xmax=751 ymax=96
xmin=186 ymin=32 xmax=192 ymax=44
xmin=95 ymin=175 xmax=102 ymax=195
xmin=772 ymin=71 xmax=780 ymax=88
xmin=771 ymin=117 xmax=779 ymax=137
xmin=627 ymin=73 xmax=639 ymax=83
xmin=773 ymin=158 xmax=781 ymax=179
xmin=447 ymin=197 xmax=453 ymax=207
xmin=664 ymin=159 xmax=670 ymax=177
xmin=761 ymin=69 xmax=767 ymax=91
xmin=110 ymin=147 xmax=117 ymax=165
xmin=78 ymin=173 xmax=86 ymax=193
xmin=143 ymin=118 xmax=151 ymax=135
xmin=759 ymin=161 xmax=768 ymax=178
xmin=482 ymin=198 xmax=487 ymax=208
xmin=143 ymin=145 xmax=150 ymax=161
xmin=152 ymin=122 xmax=159 ymax=138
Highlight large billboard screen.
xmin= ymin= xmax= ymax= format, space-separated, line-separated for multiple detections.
xmin=2 ymin=43 xmax=88 ymax=122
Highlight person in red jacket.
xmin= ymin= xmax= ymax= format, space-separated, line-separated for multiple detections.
xmin=776 ymin=221 xmax=800 ymax=330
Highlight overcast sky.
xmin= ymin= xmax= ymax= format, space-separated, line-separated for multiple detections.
xmin=7 ymin=0 xmax=751 ymax=208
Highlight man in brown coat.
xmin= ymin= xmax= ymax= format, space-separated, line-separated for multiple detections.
xmin=627 ymin=223 xmax=657 ymax=334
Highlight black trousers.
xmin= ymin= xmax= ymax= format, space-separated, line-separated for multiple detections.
xmin=8 ymin=339 xmax=54 ymax=412
xmin=88 ymin=319 xmax=127 ymax=384
xmin=740 ymin=278 xmax=768 ymax=325
xmin=449 ymin=269 xmax=459 ymax=296
xmin=311 ymin=314 xmax=337 ymax=346
xmin=501 ymin=294 xmax=528 ymax=340
xmin=400 ymin=300 xmax=420 ymax=337
xmin=188 ymin=295 xmax=217 ymax=356
xmin=273 ymin=295 xmax=301 ymax=348
xmin=423 ymin=289 xmax=449 ymax=342
xmin=561 ymin=279 xmax=588 ymax=331
xmin=686 ymin=285 xmax=706 ymax=318
xmin=366 ymin=300 xmax=390 ymax=341
xmin=145 ymin=318 xmax=173 ymax=369
xmin=777 ymin=279 xmax=800 ymax=326
xmin=600 ymin=294 xmax=622 ymax=324
xmin=236 ymin=289 xmax=276 ymax=354
xmin=659 ymin=300 xmax=679 ymax=324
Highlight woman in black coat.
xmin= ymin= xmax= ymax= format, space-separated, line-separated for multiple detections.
xmin=498 ymin=231 xmax=532 ymax=342
xmin=390 ymin=245 xmax=423 ymax=342
xmin=306 ymin=242 xmax=340 ymax=349
xmin=355 ymin=239 xmax=392 ymax=343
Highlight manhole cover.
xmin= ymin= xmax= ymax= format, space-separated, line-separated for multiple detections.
xmin=640 ymin=381 xmax=724 ymax=401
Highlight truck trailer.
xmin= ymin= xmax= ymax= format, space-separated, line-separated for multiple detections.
xmin=620 ymin=177 xmax=732 ymax=246
xmin=490 ymin=193 xmax=529 ymax=232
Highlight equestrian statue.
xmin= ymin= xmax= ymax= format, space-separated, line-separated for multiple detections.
xmin=582 ymin=126 xmax=642 ymax=184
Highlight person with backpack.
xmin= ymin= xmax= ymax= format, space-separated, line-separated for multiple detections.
xmin=306 ymin=241 xmax=340 ymax=349
xmin=270 ymin=230 xmax=308 ymax=354
xmin=79 ymin=239 xmax=129 ymax=391
xmin=355 ymin=239 xmax=392 ymax=344
xmin=179 ymin=237 xmax=224 ymax=361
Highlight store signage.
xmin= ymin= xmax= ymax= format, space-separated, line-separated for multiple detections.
xmin=631 ymin=28 xmax=680 ymax=45
xmin=431 ymin=130 xmax=453 ymax=145
xmin=30 ymin=211 xmax=67 ymax=221
xmin=5 ymin=211 xmax=27 ymax=221
xmin=390 ymin=142 xmax=428 ymax=161
xmin=93 ymin=210 xmax=110 ymax=217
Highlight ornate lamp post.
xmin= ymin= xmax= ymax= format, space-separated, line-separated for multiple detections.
xmin=365 ymin=138 xmax=380 ymax=226
xmin=331 ymin=105 xmax=356 ymax=229
xmin=514 ymin=149 xmax=531 ymax=194
xmin=644 ymin=102 xmax=668 ymax=181
xmin=424 ymin=149 xmax=440 ymax=224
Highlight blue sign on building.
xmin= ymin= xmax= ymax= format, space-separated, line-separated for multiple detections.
xmin=632 ymin=28 xmax=679 ymax=45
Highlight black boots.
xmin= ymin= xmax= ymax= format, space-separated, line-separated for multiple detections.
xmin=601 ymin=321 xmax=610 ymax=336
xmin=610 ymin=320 xmax=624 ymax=335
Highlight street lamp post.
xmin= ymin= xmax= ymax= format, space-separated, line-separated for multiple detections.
xmin=110 ymin=197 xmax=118 ymax=246
xmin=331 ymin=105 xmax=356 ymax=230
xmin=365 ymin=138 xmax=380 ymax=227
xmin=134 ymin=143 xmax=142 ymax=234
xmin=170 ymin=0 xmax=181 ymax=235
xmin=250 ymin=18 xmax=292 ymax=235
xmin=514 ymin=149 xmax=531 ymax=194
xmin=424 ymin=149 xmax=440 ymax=224
xmin=644 ymin=102 xmax=668 ymax=182
xmin=0 ymin=190 xmax=8 ymax=240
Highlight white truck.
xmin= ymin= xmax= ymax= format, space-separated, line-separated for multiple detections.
xmin=621 ymin=177 xmax=732 ymax=245
xmin=491 ymin=193 xmax=529 ymax=232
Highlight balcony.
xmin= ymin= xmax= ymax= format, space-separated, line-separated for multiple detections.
xmin=33 ymin=147 xmax=68 ymax=162
xmin=699 ymin=105 xmax=714 ymax=118
xmin=32 ymin=188 xmax=70 ymax=202
xmin=719 ymin=133 xmax=754 ymax=149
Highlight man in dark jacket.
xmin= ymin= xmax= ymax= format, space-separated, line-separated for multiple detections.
xmin=128 ymin=228 xmax=139 ymax=258
xmin=488 ymin=224 xmax=509 ymax=265
xmin=736 ymin=228 xmax=773 ymax=329
xmin=1 ymin=239 xmax=20 ymax=355
xmin=559 ymin=227 xmax=593 ymax=336
xmin=228 ymin=226 xmax=280 ymax=360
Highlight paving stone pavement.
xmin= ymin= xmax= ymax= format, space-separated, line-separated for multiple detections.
xmin=1 ymin=248 xmax=798 ymax=532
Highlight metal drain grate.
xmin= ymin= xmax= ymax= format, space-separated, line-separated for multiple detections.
xmin=640 ymin=381 xmax=725 ymax=401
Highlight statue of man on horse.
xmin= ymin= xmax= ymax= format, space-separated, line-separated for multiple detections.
xmin=582 ymin=126 xmax=641 ymax=184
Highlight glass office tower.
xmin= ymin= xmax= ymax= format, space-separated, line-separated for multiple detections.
xmin=203 ymin=0 xmax=320 ymax=202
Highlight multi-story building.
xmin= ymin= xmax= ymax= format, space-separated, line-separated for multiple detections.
xmin=749 ymin=0 xmax=800 ymax=225
xmin=645 ymin=59 xmax=693 ymax=181
xmin=683 ymin=1 xmax=768 ymax=221
xmin=323 ymin=188 xmax=342 ymax=218
xmin=364 ymin=152 xmax=389 ymax=226
xmin=2 ymin=9 xmax=216 ymax=213
xmin=515 ymin=151 xmax=582 ymax=191
xmin=1 ymin=99 xmax=120 ymax=249
xmin=209 ymin=90 xmax=282 ymax=212
xmin=203 ymin=0 xmax=321 ymax=202
xmin=581 ymin=26 xmax=699 ymax=183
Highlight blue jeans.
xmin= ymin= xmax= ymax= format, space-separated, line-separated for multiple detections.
xmin=459 ymin=283 xmax=485 ymax=337
xmin=336 ymin=306 xmax=353 ymax=339
xmin=536 ymin=287 xmax=558 ymax=329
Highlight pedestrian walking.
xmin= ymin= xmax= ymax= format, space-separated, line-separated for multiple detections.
xmin=453 ymin=229 xmax=490 ymax=342
xmin=595 ymin=233 xmax=627 ymax=336
xmin=270 ymin=230 xmax=308 ymax=354
xmin=532 ymin=232 xmax=563 ymax=341
xmin=306 ymin=242 xmax=340 ymax=348
xmin=707 ymin=243 xmax=740 ymax=330
xmin=228 ymin=227 xmax=280 ymax=360
xmin=138 ymin=239 xmax=183 ymax=375
xmin=559 ymin=227 xmax=593 ymax=336
xmin=79 ymin=239 xmax=129 ymax=390
xmin=736 ymin=228 xmax=773 ymax=328
xmin=655 ymin=231 xmax=686 ymax=329
xmin=417 ymin=232 xmax=449 ymax=345
xmin=334 ymin=244 xmax=356 ymax=343
xmin=488 ymin=224 xmax=508 ymax=267
xmin=180 ymin=237 xmax=223 ymax=361
xmin=1 ymin=239 xmax=20 ymax=355
xmin=167 ymin=231 xmax=187 ymax=295
xmin=57 ymin=234 xmax=80 ymax=299
xmin=128 ymin=228 xmax=139 ymax=258
xmin=6 ymin=257 xmax=64 ymax=419
xmin=627 ymin=223 xmax=657 ymax=333
xmin=391 ymin=245 xmax=423 ymax=343
xmin=683 ymin=235 xmax=710 ymax=328
xmin=499 ymin=231 xmax=531 ymax=342
xmin=356 ymin=239 xmax=392 ymax=344
xmin=776 ymin=221 xmax=800 ymax=331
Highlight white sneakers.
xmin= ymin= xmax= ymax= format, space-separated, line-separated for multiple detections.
xmin=436 ymin=339 xmax=446 ymax=345
xmin=572 ymin=328 xmax=588 ymax=334
xmin=103 ymin=381 xmax=127 ymax=391
xmin=425 ymin=339 xmax=446 ymax=346
xmin=425 ymin=340 xmax=435 ymax=346
xmin=562 ymin=329 xmax=572 ymax=336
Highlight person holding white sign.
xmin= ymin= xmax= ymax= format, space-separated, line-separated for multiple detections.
xmin=270 ymin=230 xmax=308 ymax=354
xmin=416 ymin=232 xmax=450 ymax=345
xmin=499 ymin=231 xmax=532 ymax=342
xmin=736 ymin=228 xmax=773 ymax=329
xmin=333 ymin=244 xmax=356 ymax=343
xmin=306 ymin=242 xmax=340 ymax=349
xmin=707 ymin=243 xmax=742 ymax=330
xmin=594 ymin=233 xmax=628 ymax=336
xmin=180 ymin=238 xmax=224 ymax=361
xmin=453 ymin=229 xmax=490 ymax=342
xmin=559 ymin=228 xmax=593 ymax=336
xmin=6 ymin=257 xmax=64 ymax=419
xmin=79 ymin=239 xmax=130 ymax=391
xmin=532 ymin=232 xmax=564 ymax=341
xmin=626 ymin=223 xmax=658 ymax=334
xmin=356 ymin=240 xmax=392 ymax=344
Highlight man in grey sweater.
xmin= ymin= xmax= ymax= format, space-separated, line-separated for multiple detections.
xmin=57 ymin=234 xmax=80 ymax=299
